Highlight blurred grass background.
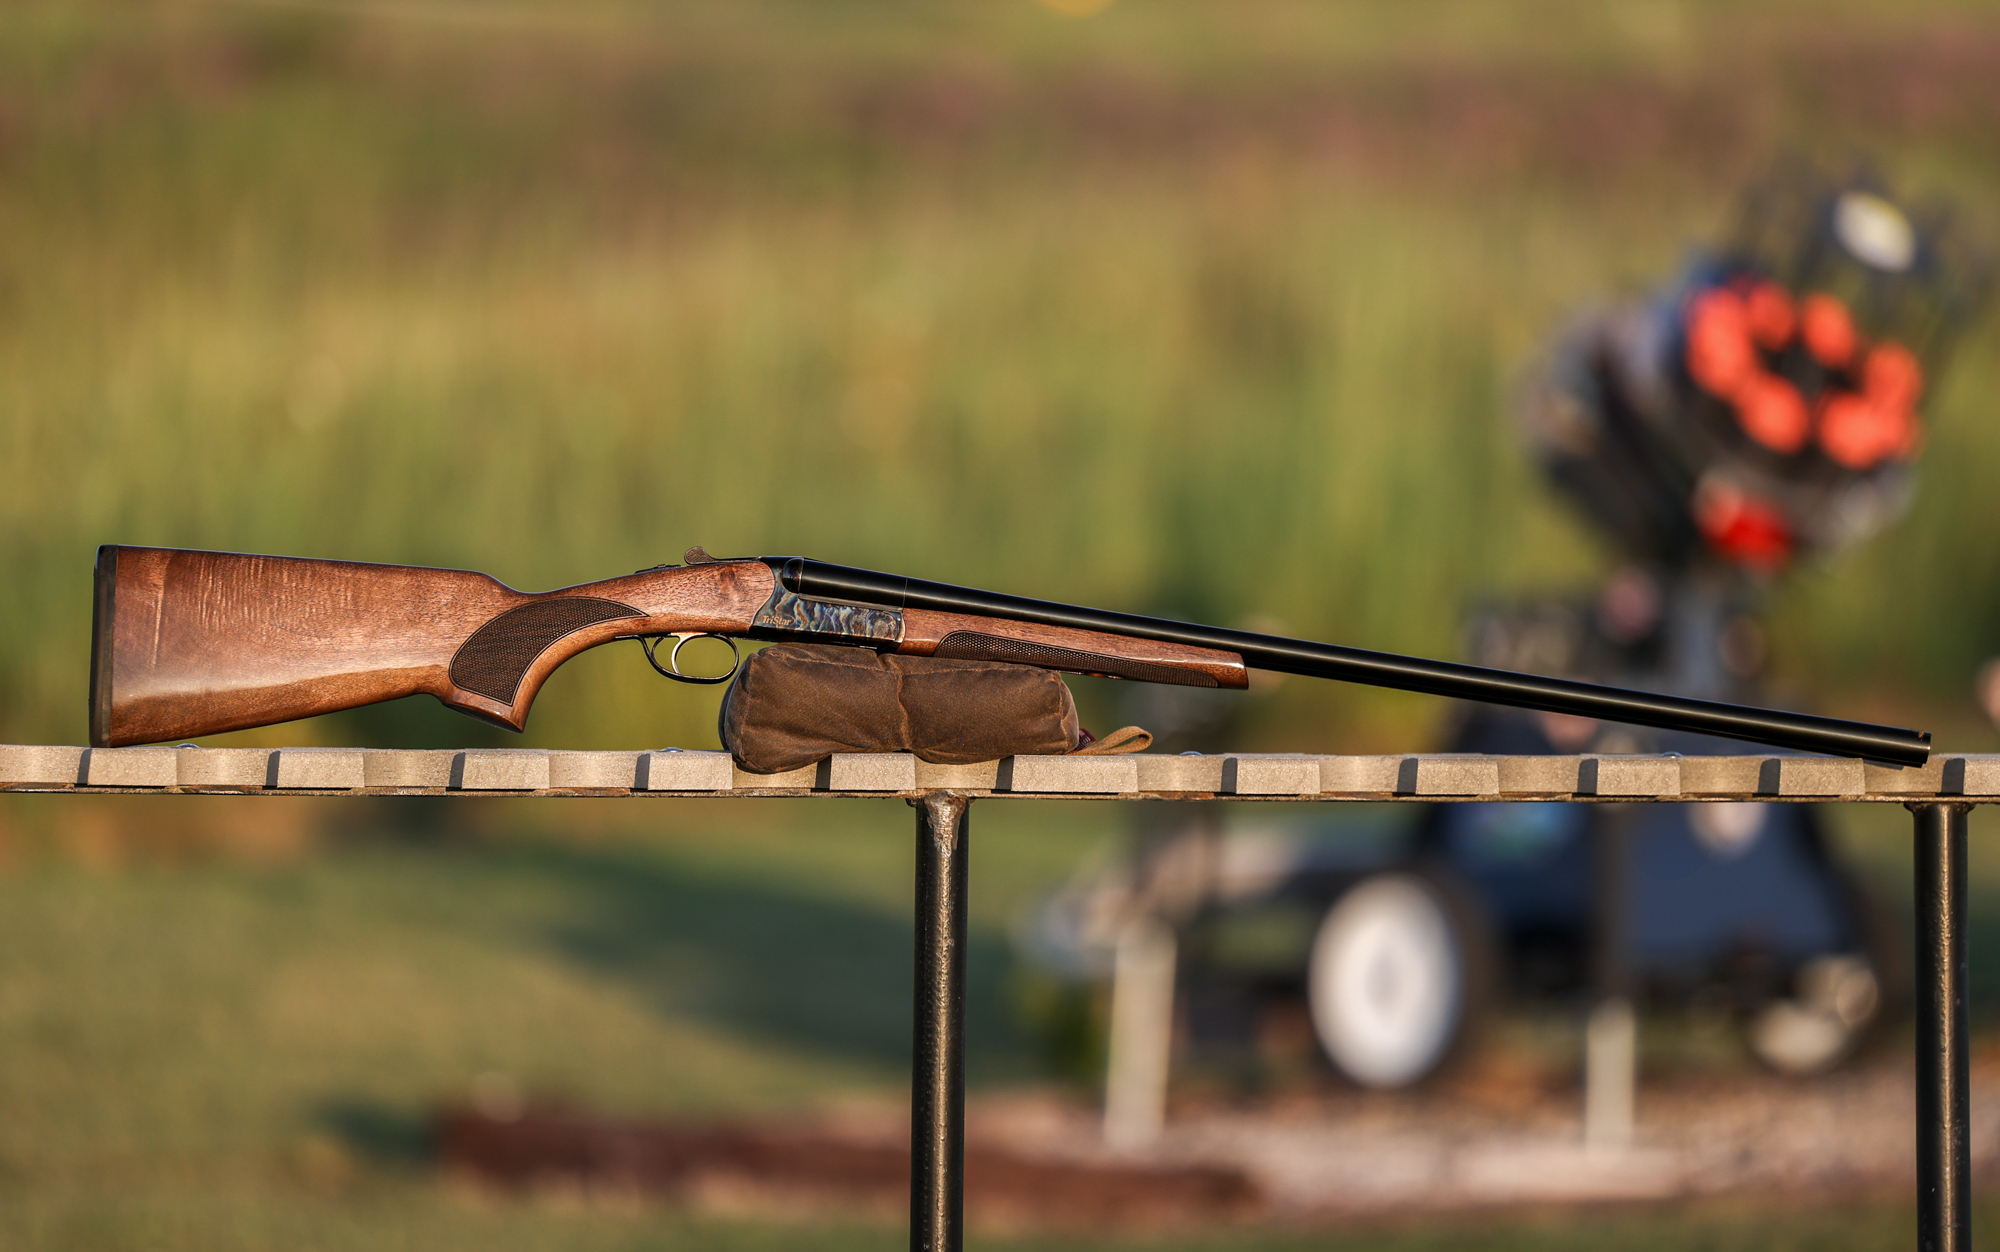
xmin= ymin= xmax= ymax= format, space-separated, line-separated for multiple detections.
xmin=5 ymin=0 xmax=2000 ymax=1247
xmin=4 ymin=0 xmax=1999 ymax=751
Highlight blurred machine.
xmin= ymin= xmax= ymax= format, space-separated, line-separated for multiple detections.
xmin=1022 ymin=165 xmax=1990 ymax=1125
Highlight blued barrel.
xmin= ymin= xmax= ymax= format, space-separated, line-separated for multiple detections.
xmin=777 ymin=558 xmax=1930 ymax=766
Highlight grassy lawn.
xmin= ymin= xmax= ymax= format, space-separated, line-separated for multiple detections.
xmin=0 ymin=792 xmax=1994 ymax=1249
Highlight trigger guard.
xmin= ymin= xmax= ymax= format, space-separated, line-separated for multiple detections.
xmin=642 ymin=633 xmax=740 ymax=686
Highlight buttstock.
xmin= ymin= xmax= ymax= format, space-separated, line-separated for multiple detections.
xmin=896 ymin=609 xmax=1248 ymax=689
xmin=90 ymin=546 xmax=774 ymax=746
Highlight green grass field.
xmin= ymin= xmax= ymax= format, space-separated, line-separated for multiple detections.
xmin=6 ymin=0 xmax=2000 ymax=1246
xmin=0 ymin=794 xmax=1995 ymax=1252
xmin=3 ymin=0 xmax=1999 ymax=752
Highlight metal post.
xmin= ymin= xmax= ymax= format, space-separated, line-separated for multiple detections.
xmin=1912 ymin=801 xmax=1971 ymax=1252
xmin=909 ymin=793 xmax=970 ymax=1252
xmin=1586 ymin=803 xmax=1636 ymax=1154
xmin=1103 ymin=917 xmax=1176 ymax=1150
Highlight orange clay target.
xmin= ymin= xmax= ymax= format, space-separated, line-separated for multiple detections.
xmin=1684 ymin=280 xmax=1923 ymax=472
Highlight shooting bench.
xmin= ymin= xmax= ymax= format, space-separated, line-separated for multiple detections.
xmin=5 ymin=743 xmax=1992 ymax=1252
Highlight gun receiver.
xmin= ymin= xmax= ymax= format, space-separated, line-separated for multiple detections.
xmin=88 ymin=545 xmax=1930 ymax=767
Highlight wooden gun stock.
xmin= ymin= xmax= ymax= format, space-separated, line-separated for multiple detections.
xmin=88 ymin=546 xmax=1248 ymax=747
xmin=89 ymin=546 xmax=778 ymax=747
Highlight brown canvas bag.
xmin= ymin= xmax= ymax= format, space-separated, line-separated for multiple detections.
xmin=718 ymin=644 xmax=1147 ymax=774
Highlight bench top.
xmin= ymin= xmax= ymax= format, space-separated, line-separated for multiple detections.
xmin=3 ymin=745 xmax=1994 ymax=801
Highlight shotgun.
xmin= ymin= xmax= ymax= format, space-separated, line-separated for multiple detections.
xmin=88 ymin=545 xmax=1931 ymax=765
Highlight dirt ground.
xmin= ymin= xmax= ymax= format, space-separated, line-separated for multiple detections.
xmin=442 ymin=1045 xmax=2000 ymax=1228
xmin=972 ymin=1056 xmax=2000 ymax=1216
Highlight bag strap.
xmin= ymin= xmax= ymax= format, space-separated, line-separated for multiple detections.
xmin=1071 ymin=725 xmax=1153 ymax=755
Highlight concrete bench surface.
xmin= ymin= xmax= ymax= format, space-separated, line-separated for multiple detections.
xmin=2 ymin=745 xmax=1995 ymax=800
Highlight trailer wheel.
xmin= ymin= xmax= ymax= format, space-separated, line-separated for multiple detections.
xmin=1307 ymin=870 xmax=1492 ymax=1088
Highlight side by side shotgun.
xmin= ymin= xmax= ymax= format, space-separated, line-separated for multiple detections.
xmin=88 ymin=545 xmax=1931 ymax=766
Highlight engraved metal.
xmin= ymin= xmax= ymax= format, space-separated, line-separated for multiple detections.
xmin=638 ymin=633 xmax=742 ymax=685
xmin=751 ymin=588 xmax=905 ymax=645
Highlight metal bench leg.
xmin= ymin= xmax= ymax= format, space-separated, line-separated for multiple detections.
xmin=1913 ymin=801 xmax=1971 ymax=1252
xmin=1586 ymin=803 xmax=1636 ymax=1155
xmin=910 ymin=793 xmax=970 ymax=1252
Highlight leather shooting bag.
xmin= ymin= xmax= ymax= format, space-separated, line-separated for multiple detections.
xmin=718 ymin=643 xmax=1147 ymax=774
